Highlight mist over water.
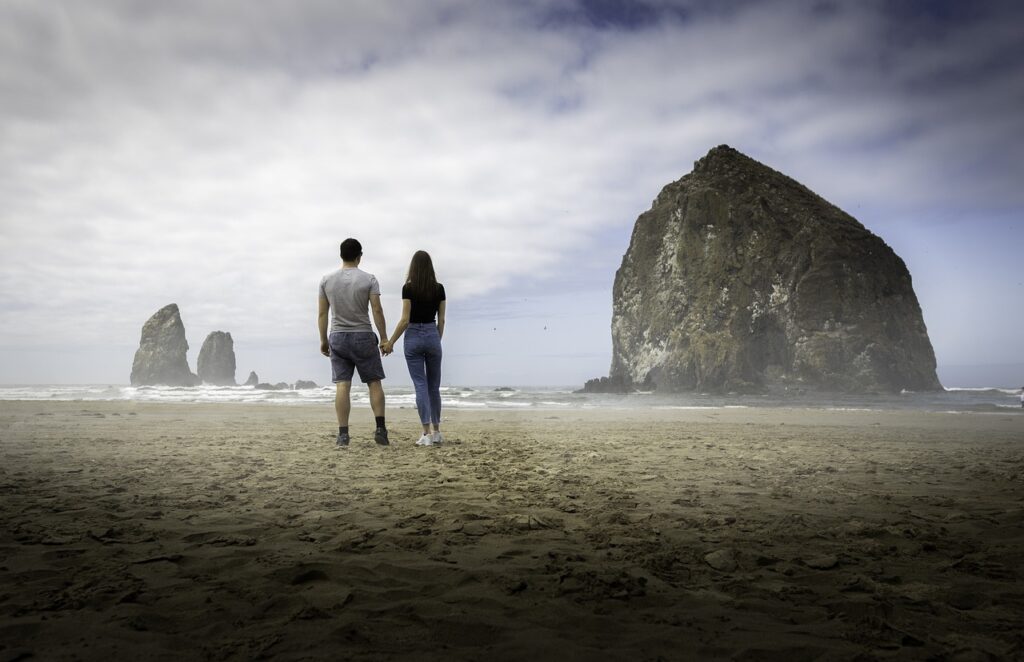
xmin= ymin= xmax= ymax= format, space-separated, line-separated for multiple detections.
xmin=1 ymin=384 xmax=1020 ymax=414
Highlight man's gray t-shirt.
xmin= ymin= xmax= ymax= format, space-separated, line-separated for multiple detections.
xmin=319 ymin=267 xmax=380 ymax=334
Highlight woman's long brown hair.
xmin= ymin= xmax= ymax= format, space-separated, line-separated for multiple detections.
xmin=406 ymin=250 xmax=439 ymax=300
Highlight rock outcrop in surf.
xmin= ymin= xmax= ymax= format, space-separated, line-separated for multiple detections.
xmin=588 ymin=145 xmax=941 ymax=394
xmin=130 ymin=304 xmax=199 ymax=386
xmin=197 ymin=331 xmax=236 ymax=385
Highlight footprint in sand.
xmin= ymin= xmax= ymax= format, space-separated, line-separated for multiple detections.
xmin=267 ymin=563 xmax=333 ymax=585
xmin=181 ymin=531 xmax=257 ymax=547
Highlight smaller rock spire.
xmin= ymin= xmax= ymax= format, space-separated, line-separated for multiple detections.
xmin=197 ymin=331 xmax=237 ymax=385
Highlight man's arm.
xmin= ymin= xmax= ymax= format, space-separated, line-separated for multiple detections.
xmin=369 ymin=293 xmax=389 ymax=354
xmin=318 ymin=295 xmax=330 ymax=356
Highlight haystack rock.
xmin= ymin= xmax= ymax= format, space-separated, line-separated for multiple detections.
xmin=591 ymin=145 xmax=941 ymax=394
xmin=197 ymin=331 xmax=236 ymax=385
xmin=130 ymin=304 xmax=199 ymax=386
xmin=244 ymin=371 xmax=259 ymax=386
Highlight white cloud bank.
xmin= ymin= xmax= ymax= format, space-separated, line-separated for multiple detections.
xmin=1 ymin=0 xmax=1022 ymax=383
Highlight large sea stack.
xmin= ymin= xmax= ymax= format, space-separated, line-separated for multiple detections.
xmin=596 ymin=145 xmax=941 ymax=394
xmin=197 ymin=331 xmax=236 ymax=385
xmin=130 ymin=304 xmax=199 ymax=386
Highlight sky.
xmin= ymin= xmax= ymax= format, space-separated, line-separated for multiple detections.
xmin=1 ymin=0 xmax=1022 ymax=388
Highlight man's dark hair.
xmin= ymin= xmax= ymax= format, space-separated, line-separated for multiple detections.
xmin=340 ymin=238 xmax=362 ymax=262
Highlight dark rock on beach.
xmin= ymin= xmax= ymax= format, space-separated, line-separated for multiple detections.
xmin=130 ymin=304 xmax=199 ymax=386
xmin=197 ymin=331 xmax=236 ymax=385
xmin=294 ymin=380 xmax=318 ymax=389
xmin=244 ymin=371 xmax=259 ymax=386
xmin=603 ymin=145 xmax=942 ymax=393
xmin=579 ymin=375 xmax=632 ymax=394
xmin=254 ymin=382 xmax=291 ymax=391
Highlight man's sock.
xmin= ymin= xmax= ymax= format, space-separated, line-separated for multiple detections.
xmin=339 ymin=426 xmax=349 ymax=435
xmin=375 ymin=416 xmax=385 ymax=429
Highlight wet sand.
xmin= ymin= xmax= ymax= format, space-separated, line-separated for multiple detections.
xmin=1 ymin=401 xmax=1022 ymax=661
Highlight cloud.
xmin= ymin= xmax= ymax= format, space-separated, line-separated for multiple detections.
xmin=1 ymin=0 xmax=1022 ymax=382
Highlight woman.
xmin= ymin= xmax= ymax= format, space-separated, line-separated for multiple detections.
xmin=383 ymin=251 xmax=446 ymax=446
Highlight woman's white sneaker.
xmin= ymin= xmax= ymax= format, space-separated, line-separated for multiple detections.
xmin=415 ymin=434 xmax=434 ymax=446
xmin=431 ymin=431 xmax=443 ymax=445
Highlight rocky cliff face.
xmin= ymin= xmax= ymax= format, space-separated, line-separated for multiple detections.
xmin=197 ymin=331 xmax=236 ymax=385
xmin=603 ymin=145 xmax=941 ymax=393
xmin=130 ymin=304 xmax=199 ymax=386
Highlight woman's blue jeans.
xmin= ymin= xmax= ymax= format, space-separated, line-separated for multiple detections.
xmin=404 ymin=323 xmax=443 ymax=426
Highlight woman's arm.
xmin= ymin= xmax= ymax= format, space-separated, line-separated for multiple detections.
xmin=386 ymin=299 xmax=412 ymax=349
xmin=437 ymin=300 xmax=446 ymax=340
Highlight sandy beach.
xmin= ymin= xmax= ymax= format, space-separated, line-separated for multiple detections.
xmin=0 ymin=401 xmax=1021 ymax=661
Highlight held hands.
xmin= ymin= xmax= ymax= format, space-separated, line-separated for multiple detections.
xmin=380 ymin=340 xmax=394 ymax=356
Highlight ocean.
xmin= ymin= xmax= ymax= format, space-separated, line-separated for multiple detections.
xmin=0 ymin=384 xmax=1021 ymax=413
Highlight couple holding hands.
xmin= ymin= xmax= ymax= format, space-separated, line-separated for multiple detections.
xmin=318 ymin=238 xmax=446 ymax=448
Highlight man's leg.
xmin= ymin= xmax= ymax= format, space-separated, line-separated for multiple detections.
xmin=367 ymin=380 xmax=389 ymax=445
xmin=335 ymin=381 xmax=352 ymax=426
xmin=328 ymin=332 xmax=355 ymax=445
xmin=367 ymin=380 xmax=385 ymax=417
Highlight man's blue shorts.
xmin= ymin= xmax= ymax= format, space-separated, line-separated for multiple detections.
xmin=329 ymin=332 xmax=385 ymax=384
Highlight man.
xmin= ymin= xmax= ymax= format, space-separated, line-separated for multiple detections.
xmin=318 ymin=238 xmax=391 ymax=447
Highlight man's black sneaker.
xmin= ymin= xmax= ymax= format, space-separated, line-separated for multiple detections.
xmin=336 ymin=432 xmax=350 ymax=447
xmin=374 ymin=427 xmax=390 ymax=446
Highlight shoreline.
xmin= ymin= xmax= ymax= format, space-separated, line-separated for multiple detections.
xmin=1 ymin=401 xmax=1021 ymax=660
xmin=1 ymin=396 xmax=1022 ymax=418
xmin=3 ymin=397 xmax=1022 ymax=422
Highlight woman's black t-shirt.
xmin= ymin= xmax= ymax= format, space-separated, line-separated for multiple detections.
xmin=402 ymin=282 xmax=446 ymax=324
